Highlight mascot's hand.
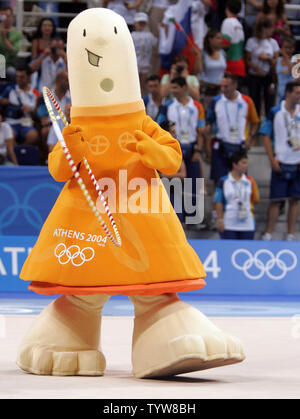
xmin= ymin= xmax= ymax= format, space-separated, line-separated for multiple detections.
xmin=125 ymin=130 xmax=181 ymax=174
xmin=62 ymin=125 xmax=88 ymax=163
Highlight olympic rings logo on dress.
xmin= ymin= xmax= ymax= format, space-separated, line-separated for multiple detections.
xmin=54 ymin=243 xmax=95 ymax=267
xmin=231 ymin=249 xmax=297 ymax=280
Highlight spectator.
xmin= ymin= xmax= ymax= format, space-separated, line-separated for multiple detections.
xmin=0 ymin=6 xmax=22 ymax=81
xmin=276 ymin=37 xmax=296 ymax=104
xmin=200 ymin=28 xmax=227 ymax=111
xmin=0 ymin=111 xmax=18 ymax=165
xmin=103 ymin=0 xmax=144 ymax=32
xmin=131 ymin=13 xmax=157 ymax=96
xmin=221 ymin=0 xmax=246 ymax=85
xmin=214 ymin=150 xmax=259 ymax=239
xmin=0 ymin=66 xmax=40 ymax=145
xmin=37 ymin=70 xmax=70 ymax=162
xmin=161 ymin=55 xmax=200 ymax=101
xmin=256 ymin=0 xmax=291 ymax=47
xmin=206 ymin=73 xmax=259 ymax=185
xmin=157 ymin=76 xmax=205 ymax=224
xmin=31 ymin=18 xmax=57 ymax=60
xmin=245 ymin=17 xmax=280 ymax=118
xmin=29 ymin=37 xmax=67 ymax=92
xmin=47 ymin=101 xmax=71 ymax=153
xmin=244 ymin=0 xmax=263 ymax=29
xmin=143 ymin=74 xmax=164 ymax=120
xmin=260 ymin=81 xmax=300 ymax=241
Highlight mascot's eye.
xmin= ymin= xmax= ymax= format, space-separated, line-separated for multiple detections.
xmin=114 ymin=26 xmax=117 ymax=34
xmin=83 ymin=29 xmax=86 ymax=37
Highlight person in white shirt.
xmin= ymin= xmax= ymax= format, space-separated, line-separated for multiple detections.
xmin=0 ymin=67 xmax=40 ymax=145
xmin=131 ymin=13 xmax=157 ymax=96
xmin=245 ymin=17 xmax=280 ymax=117
xmin=214 ymin=150 xmax=259 ymax=239
xmin=29 ymin=37 xmax=67 ymax=92
xmin=157 ymin=76 xmax=206 ymax=224
xmin=0 ymin=112 xmax=18 ymax=165
xmin=260 ymin=81 xmax=300 ymax=241
xmin=206 ymin=73 xmax=259 ymax=184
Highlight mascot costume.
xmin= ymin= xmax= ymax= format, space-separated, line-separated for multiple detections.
xmin=17 ymin=8 xmax=245 ymax=378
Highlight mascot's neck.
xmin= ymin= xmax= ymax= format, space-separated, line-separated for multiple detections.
xmin=70 ymin=100 xmax=145 ymax=118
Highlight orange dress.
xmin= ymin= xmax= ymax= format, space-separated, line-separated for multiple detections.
xmin=21 ymin=100 xmax=206 ymax=295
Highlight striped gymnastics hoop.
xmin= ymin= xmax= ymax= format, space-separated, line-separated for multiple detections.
xmin=43 ymin=87 xmax=122 ymax=248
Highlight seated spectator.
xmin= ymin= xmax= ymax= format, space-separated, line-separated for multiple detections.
xmin=143 ymin=74 xmax=164 ymax=121
xmin=260 ymin=81 xmax=300 ymax=241
xmin=47 ymin=101 xmax=71 ymax=153
xmin=31 ymin=18 xmax=57 ymax=60
xmin=29 ymin=37 xmax=67 ymax=92
xmin=221 ymin=0 xmax=246 ymax=85
xmin=276 ymin=37 xmax=296 ymax=104
xmin=37 ymin=70 xmax=70 ymax=163
xmin=200 ymin=28 xmax=226 ymax=111
xmin=0 ymin=111 xmax=18 ymax=165
xmin=256 ymin=0 xmax=291 ymax=47
xmin=131 ymin=13 xmax=157 ymax=96
xmin=214 ymin=150 xmax=259 ymax=239
xmin=161 ymin=55 xmax=200 ymax=101
xmin=0 ymin=66 xmax=40 ymax=145
xmin=103 ymin=0 xmax=144 ymax=32
xmin=245 ymin=17 xmax=280 ymax=118
xmin=0 ymin=6 xmax=22 ymax=82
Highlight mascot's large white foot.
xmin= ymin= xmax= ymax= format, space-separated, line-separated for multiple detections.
xmin=17 ymin=294 xmax=109 ymax=376
xmin=130 ymin=294 xmax=245 ymax=378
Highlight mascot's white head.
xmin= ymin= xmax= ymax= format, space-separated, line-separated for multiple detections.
xmin=67 ymin=8 xmax=141 ymax=107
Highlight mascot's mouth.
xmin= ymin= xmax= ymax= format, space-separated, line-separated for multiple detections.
xmin=86 ymin=49 xmax=102 ymax=67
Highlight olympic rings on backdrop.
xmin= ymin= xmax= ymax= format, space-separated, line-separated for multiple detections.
xmin=231 ymin=249 xmax=297 ymax=280
xmin=0 ymin=182 xmax=62 ymax=233
xmin=54 ymin=243 xmax=95 ymax=267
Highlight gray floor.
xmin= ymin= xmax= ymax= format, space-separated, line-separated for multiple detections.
xmin=1 ymin=313 xmax=300 ymax=399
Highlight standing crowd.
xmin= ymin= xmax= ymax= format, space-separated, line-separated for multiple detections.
xmin=0 ymin=0 xmax=300 ymax=240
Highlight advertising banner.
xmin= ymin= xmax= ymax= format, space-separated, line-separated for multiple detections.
xmin=0 ymin=236 xmax=299 ymax=296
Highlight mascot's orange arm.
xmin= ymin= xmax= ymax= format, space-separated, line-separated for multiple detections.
xmin=141 ymin=116 xmax=182 ymax=176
